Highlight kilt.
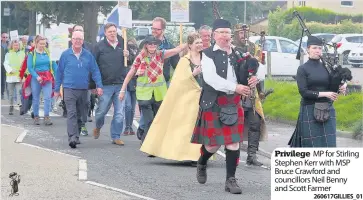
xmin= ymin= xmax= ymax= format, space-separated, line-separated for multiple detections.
xmin=288 ymin=104 xmax=336 ymax=147
xmin=191 ymin=94 xmax=244 ymax=146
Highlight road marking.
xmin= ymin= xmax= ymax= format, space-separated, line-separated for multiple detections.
xmin=86 ymin=181 xmax=157 ymax=200
xmin=20 ymin=143 xmax=81 ymax=159
xmin=79 ymin=159 xmax=88 ymax=181
xmin=12 ymin=106 xmax=60 ymax=117
xmin=15 ymin=130 xmax=28 ymax=143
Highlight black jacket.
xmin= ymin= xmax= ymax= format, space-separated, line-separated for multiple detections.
xmin=126 ymin=44 xmax=138 ymax=92
xmin=91 ymin=35 xmax=133 ymax=87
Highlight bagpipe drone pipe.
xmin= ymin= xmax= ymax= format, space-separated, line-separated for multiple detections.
xmin=293 ymin=10 xmax=353 ymax=93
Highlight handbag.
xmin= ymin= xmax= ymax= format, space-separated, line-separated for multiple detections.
xmin=313 ymin=102 xmax=330 ymax=123
xmin=219 ymin=105 xmax=238 ymax=125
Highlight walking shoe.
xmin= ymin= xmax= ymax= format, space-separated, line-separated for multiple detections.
xmin=34 ymin=117 xmax=40 ymax=125
xmin=44 ymin=117 xmax=53 ymax=126
xmin=136 ymin=128 xmax=144 ymax=140
xmin=76 ymin=137 xmax=81 ymax=144
xmin=196 ymin=164 xmax=207 ymax=184
xmin=93 ymin=128 xmax=100 ymax=139
xmin=62 ymin=110 xmax=67 ymax=118
xmin=9 ymin=106 xmax=14 ymax=115
xmin=225 ymin=177 xmax=242 ymax=194
xmin=112 ymin=139 xmax=125 ymax=146
xmin=80 ymin=126 xmax=88 ymax=136
xmin=69 ymin=141 xmax=77 ymax=149
xmin=246 ymin=155 xmax=263 ymax=166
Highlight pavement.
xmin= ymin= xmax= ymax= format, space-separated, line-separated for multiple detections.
xmin=1 ymin=98 xmax=362 ymax=200
xmin=1 ymin=125 xmax=132 ymax=200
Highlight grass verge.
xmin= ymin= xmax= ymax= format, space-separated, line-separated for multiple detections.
xmin=263 ymin=80 xmax=363 ymax=133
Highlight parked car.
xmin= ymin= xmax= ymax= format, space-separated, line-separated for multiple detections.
xmin=327 ymin=34 xmax=363 ymax=65
xmin=348 ymin=45 xmax=363 ymax=68
xmin=295 ymin=33 xmax=336 ymax=50
xmin=249 ymin=36 xmax=307 ymax=76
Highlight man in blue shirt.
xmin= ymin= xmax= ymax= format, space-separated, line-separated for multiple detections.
xmin=54 ymin=31 xmax=103 ymax=149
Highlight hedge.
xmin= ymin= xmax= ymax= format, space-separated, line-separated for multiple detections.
xmin=268 ymin=7 xmax=363 ymax=41
xmin=262 ymin=80 xmax=363 ymax=133
xmin=283 ymin=6 xmax=363 ymax=24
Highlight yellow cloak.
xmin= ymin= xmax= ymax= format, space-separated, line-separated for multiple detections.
xmin=140 ymin=54 xmax=203 ymax=161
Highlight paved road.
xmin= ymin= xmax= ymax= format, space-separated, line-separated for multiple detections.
xmin=1 ymin=103 xmax=271 ymax=200
xmin=348 ymin=66 xmax=362 ymax=86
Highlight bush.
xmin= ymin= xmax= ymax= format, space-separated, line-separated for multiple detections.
xmin=280 ymin=6 xmax=362 ymax=24
xmin=263 ymin=80 xmax=363 ymax=133
xmin=268 ymin=7 xmax=363 ymax=41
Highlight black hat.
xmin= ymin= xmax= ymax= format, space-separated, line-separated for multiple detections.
xmin=212 ymin=19 xmax=231 ymax=32
xmin=142 ymin=35 xmax=161 ymax=46
xmin=307 ymin=36 xmax=323 ymax=46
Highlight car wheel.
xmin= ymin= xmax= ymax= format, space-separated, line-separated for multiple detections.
xmin=352 ymin=64 xmax=361 ymax=68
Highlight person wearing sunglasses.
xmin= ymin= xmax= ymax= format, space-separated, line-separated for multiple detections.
xmin=119 ymin=36 xmax=187 ymax=148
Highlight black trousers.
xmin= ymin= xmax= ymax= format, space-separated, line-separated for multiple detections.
xmin=138 ymin=96 xmax=161 ymax=142
xmin=244 ymin=107 xmax=262 ymax=157
xmin=1 ymin=65 xmax=6 ymax=97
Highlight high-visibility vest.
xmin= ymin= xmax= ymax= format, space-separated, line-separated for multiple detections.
xmin=6 ymin=50 xmax=26 ymax=77
xmin=136 ymin=75 xmax=167 ymax=102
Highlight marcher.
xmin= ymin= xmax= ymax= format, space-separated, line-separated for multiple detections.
xmin=3 ymin=40 xmax=26 ymax=115
xmin=55 ymin=30 xmax=103 ymax=149
xmin=288 ymin=36 xmax=347 ymax=147
xmin=136 ymin=17 xmax=180 ymax=140
xmin=198 ymin=25 xmax=212 ymax=50
xmin=118 ymin=36 xmax=186 ymax=147
xmin=232 ymin=23 xmax=267 ymax=166
xmin=92 ymin=23 xmax=132 ymax=146
xmin=190 ymin=19 xmax=258 ymax=194
xmin=27 ymin=35 xmax=58 ymax=125
xmin=140 ymin=32 xmax=203 ymax=164
xmin=123 ymin=38 xmax=138 ymax=136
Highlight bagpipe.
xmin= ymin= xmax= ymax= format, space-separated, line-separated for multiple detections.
xmin=293 ymin=10 xmax=353 ymax=93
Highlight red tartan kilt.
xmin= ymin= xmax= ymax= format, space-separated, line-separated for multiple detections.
xmin=191 ymin=94 xmax=245 ymax=146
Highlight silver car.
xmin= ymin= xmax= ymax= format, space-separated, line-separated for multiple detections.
xmin=348 ymin=45 xmax=363 ymax=68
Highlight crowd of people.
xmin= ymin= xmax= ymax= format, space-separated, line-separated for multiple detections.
xmin=1 ymin=15 xmax=349 ymax=194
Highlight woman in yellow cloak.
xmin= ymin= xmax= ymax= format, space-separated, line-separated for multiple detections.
xmin=140 ymin=32 xmax=206 ymax=164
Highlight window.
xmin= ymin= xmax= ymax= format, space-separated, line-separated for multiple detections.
xmin=299 ymin=1 xmax=306 ymax=6
xmin=256 ymin=39 xmax=278 ymax=52
xmin=341 ymin=1 xmax=353 ymax=7
xmin=345 ymin=36 xmax=363 ymax=43
xmin=280 ymin=40 xmax=300 ymax=54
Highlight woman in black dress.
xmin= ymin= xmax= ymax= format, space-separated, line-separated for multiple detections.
xmin=289 ymin=36 xmax=347 ymax=147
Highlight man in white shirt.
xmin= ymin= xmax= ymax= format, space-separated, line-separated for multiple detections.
xmin=190 ymin=19 xmax=258 ymax=194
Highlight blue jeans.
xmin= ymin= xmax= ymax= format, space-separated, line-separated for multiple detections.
xmin=31 ymin=77 xmax=52 ymax=117
xmin=95 ymin=85 xmax=125 ymax=140
xmin=125 ymin=90 xmax=136 ymax=132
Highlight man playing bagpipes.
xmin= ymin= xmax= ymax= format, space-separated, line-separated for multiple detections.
xmin=232 ymin=23 xmax=267 ymax=166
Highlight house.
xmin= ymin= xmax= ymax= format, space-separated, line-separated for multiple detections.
xmin=287 ymin=0 xmax=363 ymax=15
